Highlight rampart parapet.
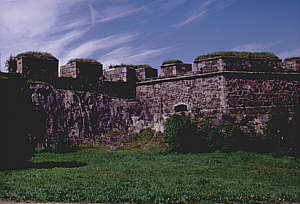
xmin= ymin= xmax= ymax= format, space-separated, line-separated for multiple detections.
xmin=16 ymin=51 xmax=58 ymax=81
xmin=60 ymin=58 xmax=103 ymax=80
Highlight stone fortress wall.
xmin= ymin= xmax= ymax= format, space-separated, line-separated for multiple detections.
xmin=3 ymin=51 xmax=300 ymax=142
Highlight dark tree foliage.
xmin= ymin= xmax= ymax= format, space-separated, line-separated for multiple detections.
xmin=286 ymin=103 xmax=300 ymax=157
xmin=5 ymin=55 xmax=17 ymax=73
xmin=164 ymin=108 xmax=300 ymax=157
xmin=0 ymin=75 xmax=45 ymax=169
xmin=264 ymin=106 xmax=290 ymax=155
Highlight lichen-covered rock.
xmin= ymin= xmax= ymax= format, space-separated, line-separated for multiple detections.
xmin=30 ymin=83 xmax=149 ymax=145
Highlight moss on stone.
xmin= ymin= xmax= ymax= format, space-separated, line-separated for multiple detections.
xmin=195 ymin=51 xmax=279 ymax=61
xmin=109 ymin=64 xmax=153 ymax=69
xmin=16 ymin=51 xmax=57 ymax=60
xmin=285 ymin=57 xmax=300 ymax=61
xmin=162 ymin=59 xmax=183 ymax=65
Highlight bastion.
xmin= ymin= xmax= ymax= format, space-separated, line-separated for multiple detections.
xmin=60 ymin=58 xmax=103 ymax=80
xmin=16 ymin=51 xmax=58 ymax=81
xmin=2 ymin=51 xmax=300 ymax=143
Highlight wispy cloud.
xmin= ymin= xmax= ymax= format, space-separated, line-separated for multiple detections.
xmin=232 ymin=41 xmax=282 ymax=52
xmin=159 ymin=0 xmax=187 ymax=10
xmin=0 ymin=0 xmax=89 ymax=71
xmin=174 ymin=0 xmax=235 ymax=27
xmin=101 ymin=46 xmax=172 ymax=68
xmin=278 ymin=47 xmax=300 ymax=59
xmin=89 ymin=4 xmax=145 ymax=24
xmin=61 ymin=33 xmax=138 ymax=65
xmin=0 ymin=0 xmax=145 ymax=71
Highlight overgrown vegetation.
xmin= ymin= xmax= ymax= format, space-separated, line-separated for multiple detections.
xmin=164 ymin=104 xmax=300 ymax=157
xmin=162 ymin=59 xmax=183 ymax=65
xmin=16 ymin=51 xmax=57 ymax=60
xmin=130 ymin=128 xmax=154 ymax=142
xmin=195 ymin=51 xmax=279 ymax=61
xmin=67 ymin=58 xmax=101 ymax=64
xmin=0 ymin=150 xmax=299 ymax=203
xmin=285 ymin=56 xmax=300 ymax=61
xmin=49 ymin=130 xmax=78 ymax=153
xmin=108 ymin=64 xmax=153 ymax=69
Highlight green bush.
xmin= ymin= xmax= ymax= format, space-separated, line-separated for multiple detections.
xmin=264 ymin=106 xmax=289 ymax=154
xmin=286 ymin=103 xmax=300 ymax=157
xmin=164 ymin=114 xmax=201 ymax=153
xmin=164 ymin=107 xmax=300 ymax=156
xmin=51 ymin=131 xmax=77 ymax=153
xmin=130 ymin=128 xmax=154 ymax=142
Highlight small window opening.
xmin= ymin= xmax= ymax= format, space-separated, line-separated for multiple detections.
xmin=175 ymin=104 xmax=188 ymax=112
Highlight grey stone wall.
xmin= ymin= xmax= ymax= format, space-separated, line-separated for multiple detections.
xmin=60 ymin=61 xmax=103 ymax=80
xmin=136 ymin=71 xmax=300 ymax=131
xmin=103 ymin=67 xmax=136 ymax=82
xmin=136 ymin=74 xmax=225 ymax=131
xmin=160 ymin=63 xmax=192 ymax=78
xmin=224 ymin=72 xmax=300 ymax=114
xmin=135 ymin=67 xmax=158 ymax=81
xmin=30 ymin=83 xmax=149 ymax=144
xmin=283 ymin=58 xmax=300 ymax=72
xmin=194 ymin=57 xmax=282 ymax=73
xmin=60 ymin=62 xmax=78 ymax=78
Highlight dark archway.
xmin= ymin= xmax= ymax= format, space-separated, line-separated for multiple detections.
xmin=174 ymin=104 xmax=188 ymax=112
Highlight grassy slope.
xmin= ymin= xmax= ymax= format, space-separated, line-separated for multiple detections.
xmin=0 ymin=150 xmax=299 ymax=203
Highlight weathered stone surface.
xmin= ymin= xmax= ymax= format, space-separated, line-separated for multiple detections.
xmin=194 ymin=57 xmax=282 ymax=73
xmin=160 ymin=63 xmax=192 ymax=78
xmin=60 ymin=60 xmax=103 ymax=80
xmin=30 ymin=83 xmax=149 ymax=144
xmin=135 ymin=67 xmax=158 ymax=81
xmin=136 ymin=71 xmax=300 ymax=131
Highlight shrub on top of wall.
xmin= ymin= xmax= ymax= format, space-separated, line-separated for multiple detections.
xmin=195 ymin=51 xmax=279 ymax=61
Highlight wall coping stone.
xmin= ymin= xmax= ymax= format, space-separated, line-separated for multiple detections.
xmin=137 ymin=71 xmax=300 ymax=86
xmin=193 ymin=56 xmax=282 ymax=63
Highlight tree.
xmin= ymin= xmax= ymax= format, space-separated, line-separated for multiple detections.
xmin=5 ymin=55 xmax=17 ymax=73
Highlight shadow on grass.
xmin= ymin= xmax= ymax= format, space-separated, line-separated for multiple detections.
xmin=0 ymin=161 xmax=87 ymax=171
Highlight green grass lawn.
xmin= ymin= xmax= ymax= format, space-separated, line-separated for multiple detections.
xmin=0 ymin=149 xmax=299 ymax=203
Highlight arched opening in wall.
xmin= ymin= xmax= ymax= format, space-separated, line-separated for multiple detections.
xmin=174 ymin=104 xmax=188 ymax=112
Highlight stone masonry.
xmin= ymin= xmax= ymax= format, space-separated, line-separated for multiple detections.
xmin=2 ymin=51 xmax=300 ymax=142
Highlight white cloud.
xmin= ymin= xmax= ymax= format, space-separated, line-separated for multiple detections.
xmin=174 ymin=0 xmax=234 ymax=27
xmin=0 ymin=0 xmax=58 ymax=38
xmin=232 ymin=41 xmax=282 ymax=52
xmin=0 ymin=0 xmax=90 ymax=71
xmin=278 ymin=47 xmax=300 ymax=59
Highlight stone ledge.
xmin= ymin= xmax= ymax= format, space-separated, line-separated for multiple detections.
xmin=137 ymin=71 xmax=300 ymax=86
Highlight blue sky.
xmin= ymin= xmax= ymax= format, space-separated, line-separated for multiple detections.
xmin=0 ymin=0 xmax=299 ymax=72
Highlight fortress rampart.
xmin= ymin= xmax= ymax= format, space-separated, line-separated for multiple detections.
xmin=2 ymin=51 xmax=300 ymax=143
